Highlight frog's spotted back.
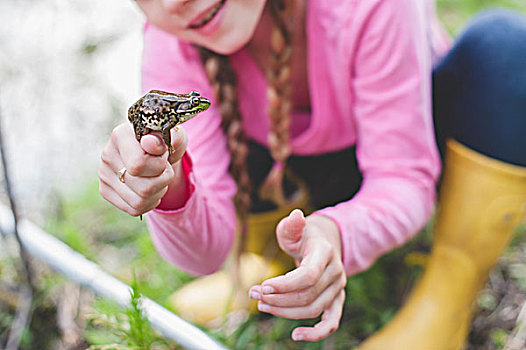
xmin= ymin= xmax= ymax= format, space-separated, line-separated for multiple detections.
xmin=127 ymin=90 xmax=211 ymax=154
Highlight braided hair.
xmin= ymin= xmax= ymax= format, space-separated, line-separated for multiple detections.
xmin=259 ymin=0 xmax=295 ymax=206
xmin=198 ymin=0 xmax=294 ymax=239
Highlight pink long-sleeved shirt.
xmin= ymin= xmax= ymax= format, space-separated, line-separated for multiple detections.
xmin=143 ymin=0 xmax=447 ymax=276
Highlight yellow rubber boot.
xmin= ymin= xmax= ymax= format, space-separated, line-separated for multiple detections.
xmin=360 ymin=140 xmax=526 ymax=350
xmin=167 ymin=199 xmax=306 ymax=328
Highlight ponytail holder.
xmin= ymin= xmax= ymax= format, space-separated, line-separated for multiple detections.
xmin=259 ymin=161 xmax=288 ymax=207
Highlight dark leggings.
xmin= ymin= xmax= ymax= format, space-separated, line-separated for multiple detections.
xmin=433 ymin=9 xmax=526 ymax=167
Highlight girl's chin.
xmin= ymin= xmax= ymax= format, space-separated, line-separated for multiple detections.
xmin=196 ymin=33 xmax=252 ymax=55
xmin=206 ymin=41 xmax=246 ymax=55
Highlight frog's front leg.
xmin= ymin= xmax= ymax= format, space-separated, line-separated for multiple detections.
xmin=161 ymin=126 xmax=175 ymax=155
xmin=128 ymin=102 xmax=147 ymax=142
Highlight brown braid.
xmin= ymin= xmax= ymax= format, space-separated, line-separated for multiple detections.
xmin=266 ymin=0 xmax=294 ymax=164
xmin=259 ymin=0 xmax=295 ymax=206
xmin=198 ymin=48 xmax=251 ymax=230
xmin=198 ymin=0 xmax=295 ymax=234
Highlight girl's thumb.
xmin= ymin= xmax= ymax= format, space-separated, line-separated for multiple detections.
xmin=277 ymin=209 xmax=306 ymax=245
xmin=140 ymin=133 xmax=167 ymax=156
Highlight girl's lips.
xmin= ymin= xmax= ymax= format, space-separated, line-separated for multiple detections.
xmin=188 ymin=0 xmax=226 ymax=29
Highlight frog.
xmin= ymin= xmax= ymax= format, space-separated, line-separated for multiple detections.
xmin=128 ymin=90 xmax=211 ymax=154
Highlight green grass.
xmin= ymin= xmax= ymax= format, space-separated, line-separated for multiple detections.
xmin=85 ymin=280 xmax=179 ymax=350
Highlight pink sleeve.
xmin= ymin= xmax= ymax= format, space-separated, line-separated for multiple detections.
xmin=316 ymin=0 xmax=441 ymax=275
xmin=140 ymin=23 xmax=237 ymax=276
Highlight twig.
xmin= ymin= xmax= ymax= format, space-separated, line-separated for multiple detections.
xmin=503 ymin=241 xmax=526 ymax=350
xmin=504 ymin=300 xmax=526 ymax=350
xmin=0 ymin=92 xmax=34 ymax=350
xmin=0 ymin=93 xmax=34 ymax=288
xmin=4 ymin=285 xmax=32 ymax=350
xmin=57 ymin=282 xmax=83 ymax=349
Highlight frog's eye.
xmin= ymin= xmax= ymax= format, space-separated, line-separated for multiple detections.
xmin=191 ymin=97 xmax=200 ymax=106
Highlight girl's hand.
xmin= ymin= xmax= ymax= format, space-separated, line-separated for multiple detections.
xmin=98 ymin=122 xmax=188 ymax=216
xmin=249 ymin=209 xmax=347 ymax=342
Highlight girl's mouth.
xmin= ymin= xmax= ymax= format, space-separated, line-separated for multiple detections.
xmin=188 ymin=0 xmax=227 ymax=29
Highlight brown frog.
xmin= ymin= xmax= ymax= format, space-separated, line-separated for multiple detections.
xmin=128 ymin=90 xmax=211 ymax=154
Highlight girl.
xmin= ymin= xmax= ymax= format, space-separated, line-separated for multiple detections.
xmin=98 ymin=0 xmax=526 ymax=346
xmin=99 ymin=0 xmax=441 ymax=342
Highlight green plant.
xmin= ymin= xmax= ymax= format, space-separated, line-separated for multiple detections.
xmin=86 ymin=279 xmax=179 ymax=350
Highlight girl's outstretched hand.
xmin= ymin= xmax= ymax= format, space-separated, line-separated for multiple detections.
xmin=249 ymin=209 xmax=347 ymax=342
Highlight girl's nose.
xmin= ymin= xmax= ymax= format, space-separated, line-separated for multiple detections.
xmin=160 ymin=0 xmax=190 ymax=14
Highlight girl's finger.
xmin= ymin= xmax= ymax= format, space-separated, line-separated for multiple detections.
xmin=118 ymin=162 xmax=173 ymax=200
xmin=99 ymin=177 xmax=144 ymax=217
xmin=291 ymin=290 xmax=345 ymax=342
xmin=99 ymin=163 xmax=167 ymax=214
xmin=259 ymin=263 xmax=346 ymax=308
xmin=140 ymin=133 xmax=168 ymax=156
xmin=167 ymin=127 xmax=188 ymax=165
xmin=276 ymin=209 xmax=306 ymax=260
xmin=111 ymin=123 xmax=168 ymax=177
xmin=277 ymin=209 xmax=305 ymax=244
xmin=261 ymin=238 xmax=331 ymax=294
xmin=257 ymin=279 xmax=344 ymax=320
